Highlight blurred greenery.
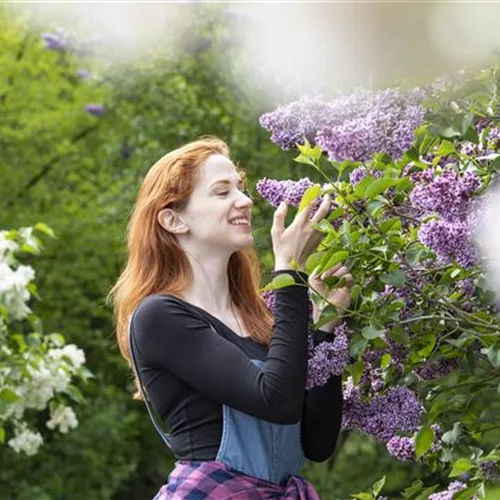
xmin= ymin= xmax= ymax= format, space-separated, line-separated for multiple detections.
xmin=1 ymin=3 xmax=499 ymax=500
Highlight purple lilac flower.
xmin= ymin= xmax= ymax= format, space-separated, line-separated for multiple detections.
xmin=428 ymin=481 xmax=478 ymax=500
xmin=349 ymin=167 xmax=383 ymax=186
xmin=480 ymin=461 xmax=500 ymax=482
xmin=418 ymin=217 xmax=478 ymax=269
xmin=306 ymin=323 xmax=349 ymax=390
xmin=41 ymin=33 xmax=67 ymax=51
xmin=387 ymin=436 xmax=415 ymax=462
xmin=85 ymin=104 xmax=105 ymax=117
xmin=261 ymin=290 xmax=275 ymax=315
xmin=259 ymin=96 xmax=336 ymax=150
xmin=414 ymin=357 xmax=459 ymax=381
xmin=410 ymin=169 xmax=480 ymax=222
xmin=316 ymin=88 xmax=425 ymax=162
xmin=256 ymin=178 xmax=315 ymax=207
xmin=387 ymin=423 xmax=442 ymax=463
xmin=77 ymin=69 xmax=92 ymax=82
xmin=343 ymin=381 xmax=423 ymax=442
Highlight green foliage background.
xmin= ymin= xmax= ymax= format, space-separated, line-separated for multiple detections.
xmin=1 ymin=4 xmax=499 ymax=500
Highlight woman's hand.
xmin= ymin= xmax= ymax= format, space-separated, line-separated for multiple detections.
xmin=271 ymin=195 xmax=331 ymax=272
xmin=309 ymin=263 xmax=353 ymax=332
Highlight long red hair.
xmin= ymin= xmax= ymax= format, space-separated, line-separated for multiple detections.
xmin=110 ymin=136 xmax=273 ymax=385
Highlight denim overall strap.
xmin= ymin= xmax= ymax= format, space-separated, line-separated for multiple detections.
xmin=128 ymin=313 xmax=172 ymax=448
xmin=216 ymin=359 xmax=305 ymax=484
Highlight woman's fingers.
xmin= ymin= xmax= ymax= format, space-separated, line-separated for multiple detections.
xmin=271 ymin=201 xmax=288 ymax=239
xmin=310 ymin=195 xmax=331 ymax=225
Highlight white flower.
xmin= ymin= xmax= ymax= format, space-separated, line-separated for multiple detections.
xmin=46 ymin=405 xmax=78 ymax=434
xmin=18 ymin=227 xmax=40 ymax=253
xmin=0 ymin=263 xmax=35 ymax=321
xmin=8 ymin=427 xmax=44 ymax=456
xmin=49 ymin=344 xmax=86 ymax=370
xmin=0 ymin=231 xmax=18 ymax=264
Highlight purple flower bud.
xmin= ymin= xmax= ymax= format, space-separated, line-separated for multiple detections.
xmin=41 ymin=33 xmax=67 ymax=52
xmin=77 ymin=69 xmax=92 ymax=82
xmin=85 ymin=104 xmax=105 ymax=117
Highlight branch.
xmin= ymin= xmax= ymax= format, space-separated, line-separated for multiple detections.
xmin=4 ymin=124 xmax=100 ymax=209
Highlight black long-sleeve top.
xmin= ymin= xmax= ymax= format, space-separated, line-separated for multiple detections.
xmin=130 ymin=271 xmax=343 ymax=462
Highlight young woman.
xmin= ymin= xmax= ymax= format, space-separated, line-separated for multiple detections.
xmin=111 ymin=136 xmax=351 ymax=499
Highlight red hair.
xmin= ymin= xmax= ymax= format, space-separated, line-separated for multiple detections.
xmin=110 ymin=136 xmax=273 ymax=394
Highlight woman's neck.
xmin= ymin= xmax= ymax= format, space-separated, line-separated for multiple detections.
xmin=182 ymin=250 xmax=233 ymax=314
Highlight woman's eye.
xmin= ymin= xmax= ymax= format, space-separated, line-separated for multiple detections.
xmin=217 ymin=191 xmax=229 ymax=197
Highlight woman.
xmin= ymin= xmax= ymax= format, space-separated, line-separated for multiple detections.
xmin=111 ymin=136 xmax=350 ymax=499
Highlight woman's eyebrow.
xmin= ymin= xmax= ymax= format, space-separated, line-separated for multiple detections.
xmin=210 ymin=178 xmax=244 ymax=188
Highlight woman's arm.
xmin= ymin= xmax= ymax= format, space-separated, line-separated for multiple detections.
xmin=131 ymin=271 xmax=309 ymax=425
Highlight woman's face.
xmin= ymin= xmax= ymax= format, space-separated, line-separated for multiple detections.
xmin=177 ymin=154 xmax=254 ymax=254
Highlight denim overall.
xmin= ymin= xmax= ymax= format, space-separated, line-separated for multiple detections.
xmin=128 ymin=314 xmax=305 ymax=486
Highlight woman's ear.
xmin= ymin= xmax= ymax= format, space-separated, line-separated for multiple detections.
xmin=158 ymin=208 xmax=189 ymax=234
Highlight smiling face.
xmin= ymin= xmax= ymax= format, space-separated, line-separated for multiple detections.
xmin=173 ymin=153 xmax=254 ymax=255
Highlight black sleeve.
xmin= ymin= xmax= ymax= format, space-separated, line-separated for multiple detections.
xmin=301 ymin=329 xmax=344 ymax=462
xmin=131 ymin=271 xmax=310 ymax=425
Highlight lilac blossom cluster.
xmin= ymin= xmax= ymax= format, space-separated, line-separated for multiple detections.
xmin=386 ymin=436 xmax=414 ymax=462
xmin=259 ymin=96 xmax=336 ymax=151
xmin=410 ymin=168 xmax=481 ymax=269
xmin=418 ymin=217 xmax=478 ymax=269
xmin=428 ymin=481 xmax=478 ymax=500
xmin=316 ymin=88 xmax=425 ymax=162
xmin=343 ymin=379 xmax=423 ymax=442
xmin=480 ymin=461 xmax=500 ymax=482
xmin=410 ymin=169 xmax=480 ymax=222
xmin=260 ymin=87 xmax=426 ymax=161
xmin=41 ymin=29 xmax=69 ymax=52
xmin=256 ymin=178 xmax=315 ymax=207
xmin=349 ymin=167 xmax=383 ymax=186
xmin=386 ymin=424 xmax=442 ymax=462
xmin=414 ymin=357 xmax=459 ymax=381
xmin=306 ymin=323 xmax=350 ymax=390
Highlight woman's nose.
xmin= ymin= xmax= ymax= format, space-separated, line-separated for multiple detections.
xmin=236 ymin=191 xmax=253 ymax=208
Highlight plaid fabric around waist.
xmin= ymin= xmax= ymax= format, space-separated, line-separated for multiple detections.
xmin=154 ymin=460 xmax=320 ymax=500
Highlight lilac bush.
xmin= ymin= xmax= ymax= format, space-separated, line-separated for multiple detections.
xmin=259 ymin=70 xmax=500 ymax=498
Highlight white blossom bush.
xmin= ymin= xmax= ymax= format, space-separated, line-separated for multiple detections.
xmin=0 ymin=225 xmax=91 ymax=456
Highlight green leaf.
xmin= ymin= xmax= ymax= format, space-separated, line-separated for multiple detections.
xmin=402 ymin=480 xmax=424 ymax=499
xmin=442 ymin=422 xmax=462 ymax=445
xmin=0 ymin=389 xmax=20 ymax=404
xmin=362 ymin=324 xmax=385 ymax=340
xmin=34 ymin=222 xmax=55 ymax=238
xmin=449 ymin=457 xmax=472 ymax=478
xmin=379 ymin=269 xmax=407 ymax=288
xmin=351 ymin=493 xmax=372 ymax=500
xmin=380 ymin=353 xmax=391 ymax=370
xmin=305 ymin=252 xmax=326 ymax=275
xmin=388 ymin=325 xmax=409 ymax=345
xmin=437 ymin=140 xmax=456 ymax=156
xmin=0 ymin=427 xmax=4 ymax=444
xmin=415 ymin=425 xmax=434 ymax=459
xmin=298 ymin=184 xmax=321 ymax=213
xmin=364 ymin=178 xmax=399 ymax=199
xmin=452 ymin=484 xmax=481 ymax=500
xmin=294 ymin=153 xmax=315 ymax=166
xmin=460 ymin=112 xmax=475 ymax=135
xmin=355 ymin=176 xmax=375 ymax=197
xmin=372 ymin=476 xmax=386 ymax=497
xmin=414 ymin=486 xmax=438 ymax=500
xmin=324 ymin=250 xmax=349 ymax=270
xmin=486 ymin=346 xmax=500 ymax=368
xmin=260 ymin=273 xmax=297 ymax=292
xmin=351 ymin=360 xmax=365 ymax=385
xmin=366 ymin=197 xmax=388 ymax=217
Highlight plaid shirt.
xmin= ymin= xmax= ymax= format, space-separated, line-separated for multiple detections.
xmin=154 ymin=460 xmax=320 ymax=500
